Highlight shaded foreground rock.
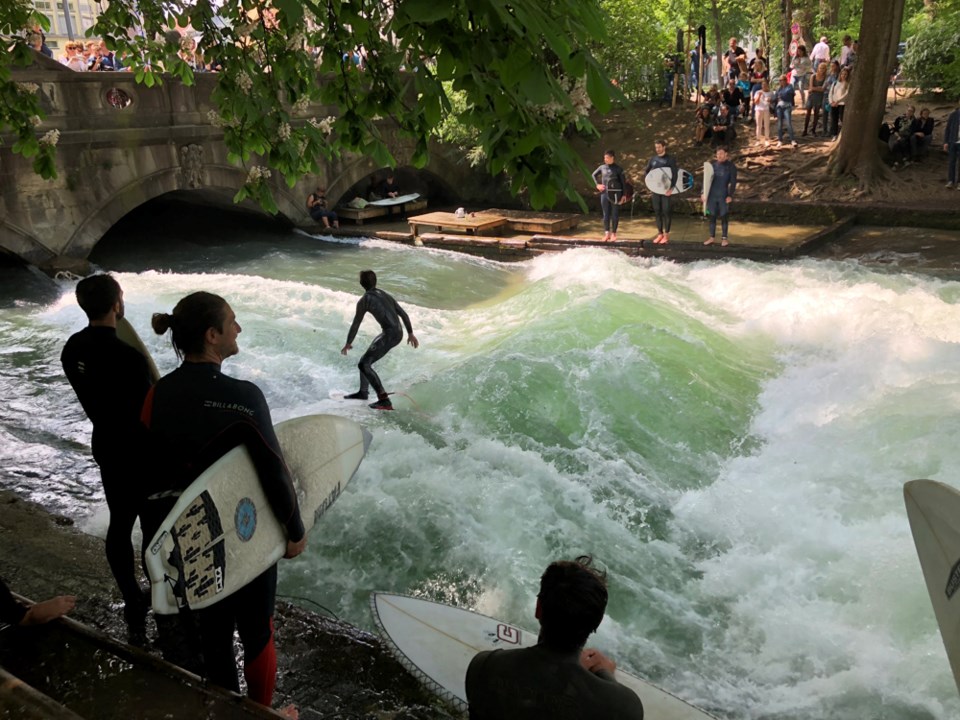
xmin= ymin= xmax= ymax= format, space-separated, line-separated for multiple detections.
xmin=0 ymin=490 xmax=456 ymax=719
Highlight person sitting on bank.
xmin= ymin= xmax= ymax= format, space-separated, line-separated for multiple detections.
xmin=306 ymin=186 xmax=339 ymax=229
xmin=710 ymin=103 xmax=735 ymax=147
xmin=911 ymin=107 xmax=935 ymax=161
xmin=465 ymin=556 xmax=644 ymax=719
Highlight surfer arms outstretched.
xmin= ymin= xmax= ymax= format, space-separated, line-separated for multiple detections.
xmin=465 ymin=556 xmax=644 ymax=719
xmin=340 ymin=270 xmax=418 ymax=411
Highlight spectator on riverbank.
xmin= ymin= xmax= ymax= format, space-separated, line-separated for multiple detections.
xmin=753 ymin=79 xmax=773 ymax=145
xmin=811 ymin=36 xmax=830 ymax=72
xmin=775 ymin=74 xmax=798 ymax=147
xmin=839 ymin=35 xmax=853 ymax=66
xmin=722 ymin=78 xmax=746 ymax=121
xmin=910 ymin=108 xmax=935 ymax=161
xmin=828 ymin=66 xmax=850 ymax=139
xmin=711 ymin=103 xmax=735 ymax=147
xmin=889 ymin=105 xmax=918 ymax=166
xmin=791 ymin=45 xmax=813 ymax=107
xmin=725 ymin=37 xmax=746 ymax=81
xmin=694 ymin=103 xmax=713 ymax=145
xmin=804 ymin=62 xmax=829 ymax=137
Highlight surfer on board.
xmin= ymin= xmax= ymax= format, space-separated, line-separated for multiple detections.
xmin=592 ymin=150 xmax=627 ymax=242
xmin=465 ymin=556 xmax=644 ymax=719
xmin=644 ymin=139 xmax=679 ymax=245
xmin=61 ymin=274 xmax=154 ymax=639
xmin=702 ymin=146 xmax=738 ymax=247
xmin=142 ymin=291 xmax=306 ymax=715
xmin=341 ymin=270 xmax=419 ymax=411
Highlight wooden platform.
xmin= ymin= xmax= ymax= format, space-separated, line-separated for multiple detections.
xmin=408 ymin=211 xmax=508 ymax=238
xmin=339 ymin=198 xmax=427 ymax=224
xmin=480 ymin=208 xmax=580 ymax=233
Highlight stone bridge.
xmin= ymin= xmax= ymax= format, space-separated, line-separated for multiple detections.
xmin=0 ymin=54 xmax=508 ymax=269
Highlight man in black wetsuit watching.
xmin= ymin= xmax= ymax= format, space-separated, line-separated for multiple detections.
xmin=465 ymin=556 xmax=644 ymax=720
xmin=142 ymin=291 xmax=305 ymax=715
xmin=60 ymin=274 xmax=153 ymax=636
xmin=341 ymin=270 xmax=419 ymax=411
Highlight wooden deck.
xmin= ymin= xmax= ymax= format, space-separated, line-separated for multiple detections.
xmin=408 ymin=211 xmax=508 ymax=238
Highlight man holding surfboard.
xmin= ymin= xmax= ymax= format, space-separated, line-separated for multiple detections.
xmin=465 ymin=556 xmax=644 ymax=719
xmin=341 ymin=270 xmax=419 ymax=411
xmin=142 ymin=291 xmax=305 ymax=714
xmin=702 ymin=146 xmax=738 ymax=247
xmin=61 ymin=274 xmax=154 ymax=636
xmin=644 ymin=139 xmax=679 ymax=245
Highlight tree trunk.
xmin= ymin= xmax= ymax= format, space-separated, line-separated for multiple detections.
xmin=795 ymin=0 xmax=816 ymax=50
xmin=782 ymin=0 xmax=793 ymax=75
xmin=820 ymin=0 xmax=839 ymax=27
xmin=828 ymin=0 xmax=906 ymax=189
xmin=710 ymin=0 xmax=722 ymax=84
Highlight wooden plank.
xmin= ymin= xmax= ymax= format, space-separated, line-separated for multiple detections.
xmin=480 ymin=208 xmax=581 ymax=233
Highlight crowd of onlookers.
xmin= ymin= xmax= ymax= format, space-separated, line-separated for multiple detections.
xmin=690 ymin=35 xmax=864 ymax=150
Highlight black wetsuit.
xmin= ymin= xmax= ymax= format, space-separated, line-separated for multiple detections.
xmin=140 ymin=361 xmax=304 ymax=702
xmin=61 ymin=325 xmax=152 ymax=609
xmin=0 ymin=579 xmax=27 ymax=625
xmin=345 ymin=288 xmax=414 ymax=397
xmin=592 ymin=162 xmax=627 ymax=233
xmin=466 ymin=644 xmax=644 ymax=720
xmin=644 ymin=154 xmax=679 ymax=233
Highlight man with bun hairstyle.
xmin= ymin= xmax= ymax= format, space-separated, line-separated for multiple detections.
xmin=465 ymin=556 xmax=644 ymax=719
xmin=142 ymin=291 xmax=305 ymax=714
xmin=61 ymin=273 xmax=153 ymax=637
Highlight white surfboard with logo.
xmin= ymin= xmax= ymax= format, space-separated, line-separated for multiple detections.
xmin=146 ymin=415 xmax=371 ymax=614
xmin=370 ymin=592 xmax=718 ymax=718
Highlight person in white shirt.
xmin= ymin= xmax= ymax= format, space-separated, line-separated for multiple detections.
xmin=839 ymin=35 xmax=853 ymax=67
xmin=810 ymin=36 xmax=830 ymax=71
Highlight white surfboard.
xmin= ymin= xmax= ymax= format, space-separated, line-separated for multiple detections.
xmin=644 ymin=167 xmax=694 ymax=195
xmin=904 ymin=479 xmax=960 ymax=696
xmin=370 ymin=592 xmax=719 ymax=719
xmin=116 ymin=317 xmax=160 ymax=383
xmin=702 ymin=161 xmax=714 ymax=216
xmin=146 ymin=415 xmax=372 ymax=614
xmin=368 ymin=193 xmax=420 ymax=207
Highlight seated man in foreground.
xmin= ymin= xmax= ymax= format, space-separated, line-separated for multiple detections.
xmin=465 ymin=556 xmax=644 ymax=719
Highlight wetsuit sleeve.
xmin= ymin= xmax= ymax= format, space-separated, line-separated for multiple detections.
xmin=591 ymin=165 xmax=603 ymax=184
xmin=727 ymin=164 xmax=738 ymax=197
xmin=668 ymin=156 xmax=679 ymax=188
xmin=394 ymin=300 xmax=414 ymax=336
xmin=465 ymin=651 xmax=493 ymax=719
xmin=643 ymin=158 xmax=654 ymax=174
xmin=0 ymin=579 xmax=27 ymax=626
xmin=345 ymin=297 xmax=367 ymax=346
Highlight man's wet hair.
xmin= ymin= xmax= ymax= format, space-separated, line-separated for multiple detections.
xmin=152 ymin=291 xmax=228 ymax=361
xmin=537 ymin=555 xmax=608 ymax=651
xmin=360 ymin=269 xmax=377 ymax=290
xmin=76 ymin=273 xmax=121 ymax=321
xmin=604 ymin=149 xmax=616 ymax=158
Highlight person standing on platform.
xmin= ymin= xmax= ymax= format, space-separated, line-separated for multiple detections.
xmin=143 ymin=291 xmax=306 ymax=715
xmin=341 ymin=270 xmax=419 ymax=411
xmin=60 ymin=274 xmax=153 ymax=637
xmin=644 ymin=140 xmax=679 ymax=245
xmin=465 ymin=556 xmax=644 ymax=720
xmin=592 ymin=150 xmax=627 ymax=242
xmin=702 ymin=146 xmax=738 ymax=247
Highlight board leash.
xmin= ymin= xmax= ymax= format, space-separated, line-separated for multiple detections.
xmin=276 ymin=594 xmax=339 ymax=620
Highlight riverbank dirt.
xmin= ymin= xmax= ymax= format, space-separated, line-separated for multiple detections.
xmin=0 ymin=489 xmax=454 ymax=719
xmin=571 ymin=92 xmax=960 ymax=211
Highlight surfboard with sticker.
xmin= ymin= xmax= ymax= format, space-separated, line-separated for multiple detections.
xmin=145 ymin=414 xmax=371 ymax=614
xmin=644 ymin=167 xmax=695 ymax=195
xmin=370 ymin=592 xmax=719 ymax=718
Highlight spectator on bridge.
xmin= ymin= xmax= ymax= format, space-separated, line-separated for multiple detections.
xmin=60 ymin=41 xmax=88 ymax=72
xmin=26 ymin=32 xmax=43 ymax=55
xmin=85 ymin=41 xmax=105 ymax=71
xmin=96 ymin=40 xmax=123 ymax=71
xmin=26 ymin=23 xmax=53 ymax=57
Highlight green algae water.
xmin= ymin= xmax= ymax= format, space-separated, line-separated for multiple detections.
xmin=2 ymin=226 xmax=959 ymax=719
